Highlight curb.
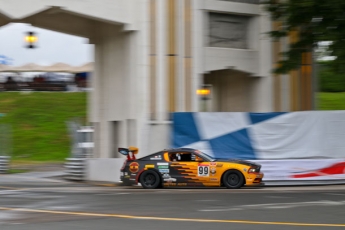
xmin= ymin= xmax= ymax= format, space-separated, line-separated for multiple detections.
xmin=83 ymin=181 xmax=126 ymax=187
xmin=58 ymin=177 xmax=345 ymax=188
xmin=263 ymin=180 xmax=345 ymax=187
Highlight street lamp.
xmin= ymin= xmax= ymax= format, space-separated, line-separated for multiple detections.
xmin=196 ymin=85 xmax=211 ymax=111
xmin=196 ymin=88 xmax=210 ymax=98
xmin=25 ymin=32 xmax=38 ymax=49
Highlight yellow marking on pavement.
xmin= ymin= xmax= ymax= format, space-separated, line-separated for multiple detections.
xmin=0 ymin=207 xmax=344 ymax=227
xmin=0 ymin=186 xmax=22 ymax=190
xmin=95 ymin=184 xmax=117 ymax=187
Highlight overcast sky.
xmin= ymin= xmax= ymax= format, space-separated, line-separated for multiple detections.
xmin=0 ymin=23 xmax=94 ymax=67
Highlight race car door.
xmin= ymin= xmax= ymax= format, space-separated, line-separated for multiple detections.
xmin=167 ymin=152 xmax=203 ymax=186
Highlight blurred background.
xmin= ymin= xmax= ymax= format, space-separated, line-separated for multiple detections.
xmin=0 ymin=0 xmax=344 ymax=182
xmin=1 ymin=1 xmax=345 ymax=229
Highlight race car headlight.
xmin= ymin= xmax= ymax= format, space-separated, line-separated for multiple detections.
xmin=248 ymin=168 xmax=256 ymax=173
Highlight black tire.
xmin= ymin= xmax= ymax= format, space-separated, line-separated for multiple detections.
xmin=139 ymin=170 xmax=161 ymax=189
xmin=222 ymin=170 xmax=244 ymax=189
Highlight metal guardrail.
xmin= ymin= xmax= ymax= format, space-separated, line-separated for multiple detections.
xmin=64 ymin=158 xmax=85 ymax=181
xmin=0 ymin=122 xmax=11 ymax=174
xmin=0 ymin=156 xmax=10 ymax=174
xmin=64 ymin=121 xmax=94 ymax=181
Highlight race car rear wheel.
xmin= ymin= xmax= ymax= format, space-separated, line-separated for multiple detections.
xmin=222 ymin=170 xmax=244 ymax=189
xmin=140 ymin=170 xmax=161 ymax=189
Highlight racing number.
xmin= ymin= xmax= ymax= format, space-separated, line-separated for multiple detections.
xmin=198 ymin=166 xmax=209 ymax=177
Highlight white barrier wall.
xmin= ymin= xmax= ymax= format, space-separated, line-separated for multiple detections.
xmin=251 ymin=111 xmax=345 ymax=159
xmin=86 ymin=111 xmax=345 ymax=184
xmin=173 ymin=111 xmax=345 ymax=182
xmin=173 ymin=111 xmax=345 ymax=160
xmin=86 ymin=158 xmax=125 ymax=183
xmin=254 ymin=159 xmax=345 ymax=181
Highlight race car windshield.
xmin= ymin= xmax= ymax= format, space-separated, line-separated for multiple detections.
xmin=194 ymin=150 xmax=215 ymax=162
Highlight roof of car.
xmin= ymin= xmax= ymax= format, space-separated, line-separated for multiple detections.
xmin=163 ymin=148 xmax=196 ymax=152
xmin=136 ymin=148 xmax=197 ymax=160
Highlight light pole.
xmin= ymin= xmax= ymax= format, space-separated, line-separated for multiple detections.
xmin=196 ymin=85 xmax=211 ymax=112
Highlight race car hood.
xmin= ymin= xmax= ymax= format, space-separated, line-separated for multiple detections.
xmin=216 ymin=159 xmax=261 ymax=168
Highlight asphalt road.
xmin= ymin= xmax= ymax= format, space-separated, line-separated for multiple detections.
xmin=0 ymin=174 xmax=345 ymax=230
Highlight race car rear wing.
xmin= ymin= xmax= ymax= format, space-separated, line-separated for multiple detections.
xmin=118 ymin=146 xmax=138 ymax=160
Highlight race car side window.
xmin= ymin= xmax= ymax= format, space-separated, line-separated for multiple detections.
xmin=169 ymin=153 xmax=178 ymax=161
xmin=193 ymin=154 xmax=204 ymax=162
xmin=176 ymin=152 xmax=193 ymax=161
xmin=169 ymin=152 xmax=191 ymax=161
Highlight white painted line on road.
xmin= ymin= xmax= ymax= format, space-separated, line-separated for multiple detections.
xmin=199 ymin=200 xmax=345 ymax=212
xmin=324 ymin=193 xmax=345 ymax=196
xmin=97 ymin=193 xmax=131 ymax=196
xmin=10 ymin=195 xmax=65 ymax=199
xmin=265 ymin=196 xmax=292 ymax=199
xmin=0 ymin=190 xmax=22 ymax=195
xmin=0 ymin=186 xmax=23 ymax=190
xmin=195 ymin=200 xmax=219 ymax=202
xmin=1 ymin=175 xmax=72 ymax=184
xmin=199 ymin=207 xmax=242 ymax=212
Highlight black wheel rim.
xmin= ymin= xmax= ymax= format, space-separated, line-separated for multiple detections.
xmin=143 ymin=173 xmax=156 ymax=187
xmin=227 ymin=173 xmax=240 ymax=186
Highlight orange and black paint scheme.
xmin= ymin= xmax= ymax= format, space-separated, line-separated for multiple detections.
xmin=119 ymin=147 xmax=264 ymax=189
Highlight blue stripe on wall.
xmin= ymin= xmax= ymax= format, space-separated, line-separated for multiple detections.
xmin=172 ymin=112 xmax=201 ymax=147
xmin=208 ymin=128 xmax=257 ymax=160
xmin=249 ymin=112 xmax=287 ymax=125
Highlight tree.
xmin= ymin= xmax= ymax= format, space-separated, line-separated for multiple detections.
xmin=263 ymin=0 xmax=345 ymax=74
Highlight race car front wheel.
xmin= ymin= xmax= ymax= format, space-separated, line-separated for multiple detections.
xmin=140 ymin=170 xmax=161 ymax=189
xmin=222 ymin=170 xmax=244 ymax=189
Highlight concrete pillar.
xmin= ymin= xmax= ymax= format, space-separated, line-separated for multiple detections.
xmin=191 ymin=0 xmax=204 ymax=112
xmin=91 ymin=24 xmax=138 ymax=158
xmin=251 ymin=5 xmax=273 ymax=112
xmin=156 ymin=0 xmax=168 ymax=121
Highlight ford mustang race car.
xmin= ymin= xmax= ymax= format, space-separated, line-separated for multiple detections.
xmin=119 ymin=147 xmax=264 ymax=189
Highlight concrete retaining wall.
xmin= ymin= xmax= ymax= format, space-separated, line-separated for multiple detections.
xmin=86 ymin=158 xmax=125 ymax=183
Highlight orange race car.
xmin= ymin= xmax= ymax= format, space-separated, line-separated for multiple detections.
xmin=119 ymin=147 xmax=264 ymax=189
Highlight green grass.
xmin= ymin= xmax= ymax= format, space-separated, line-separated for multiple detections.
xmin=0 ymin=92 xmax=87 ymax=162
xmin=7 ymin=168 xmax=30 ymax=174
xmin=317 ymin=92 xmax=345 ymax=110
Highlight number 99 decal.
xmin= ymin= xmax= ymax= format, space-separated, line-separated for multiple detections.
xmin=198 ymin=166 xmax=209 ymax=177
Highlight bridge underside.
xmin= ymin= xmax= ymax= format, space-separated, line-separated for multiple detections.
xmin=0 ymin=6 xmax=125 ymax=39
xmin=0 ymin=5 xmax=141 ymax=159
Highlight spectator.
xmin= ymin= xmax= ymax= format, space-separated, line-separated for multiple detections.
xmin=4 ymin=76 xmax=18 ymax=91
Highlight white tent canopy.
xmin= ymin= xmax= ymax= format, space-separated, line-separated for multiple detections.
xmin=14 ymin=63 xmax=47 ymax=72
xmin=71 ymin=62 xmax=94 ymax=73
xmin=0 ymin=62 xmax=94 ymax=73
xmin=44 ymin=62 xmax=74 ymax=72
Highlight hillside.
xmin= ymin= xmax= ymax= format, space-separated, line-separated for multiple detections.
xmin=0 ymin=92 xmax=87 ymax=162
xmin=317 ymin=92 xmax=345 ymax=110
